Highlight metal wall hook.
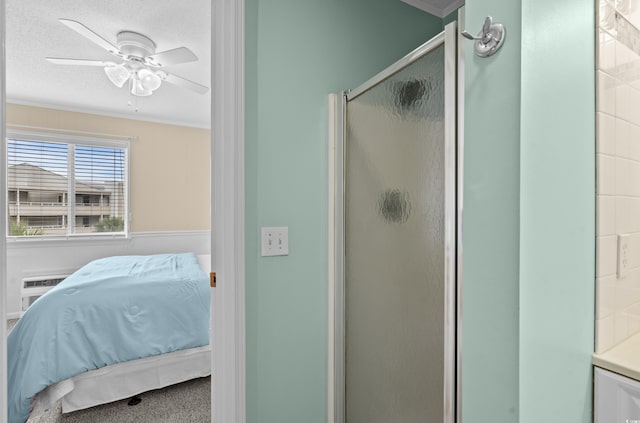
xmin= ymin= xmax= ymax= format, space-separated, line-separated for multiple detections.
xmin=461 ymin=16 xmax=506 ymax=58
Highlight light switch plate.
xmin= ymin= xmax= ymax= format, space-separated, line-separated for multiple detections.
xmin=261 ymin=227 xmax=289 ymax=257
xmin=618 ymin=234 xmax=630 ymax=279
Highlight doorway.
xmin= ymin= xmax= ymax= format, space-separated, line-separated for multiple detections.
xmin=331 ymin=22 xmax=459 ymax=423
xmin=0 ymin=0 xmax=247 ymax=422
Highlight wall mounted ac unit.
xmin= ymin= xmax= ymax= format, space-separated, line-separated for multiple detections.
xmin=21 ymin=275 xmax=68 ymax=313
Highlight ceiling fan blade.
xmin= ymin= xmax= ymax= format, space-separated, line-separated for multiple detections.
xmin=46 ymin=57 xmax=115 ymax=66
xmin=59 ymin=19 xmax=123 ymax=57
xmin=146 ymin=47 xmax=198 ymax=67
xmin=159 ymin=71 xmax=209 ymax=94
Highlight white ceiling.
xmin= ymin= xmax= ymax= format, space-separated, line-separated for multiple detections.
xmin=6 ymin=0 xmax=211 ymax=128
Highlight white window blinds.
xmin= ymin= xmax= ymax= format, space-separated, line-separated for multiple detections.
xmin=7 ymin=133 xmax=128 ymax=237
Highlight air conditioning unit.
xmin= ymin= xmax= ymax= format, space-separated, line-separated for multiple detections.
xmin=21 ymin=275 xmax=69 ymax=313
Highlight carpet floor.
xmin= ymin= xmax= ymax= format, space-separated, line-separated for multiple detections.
xmin=27 ymin=377 xmax=211 ymax=423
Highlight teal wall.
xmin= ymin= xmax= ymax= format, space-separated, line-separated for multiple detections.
xmin=461 ymin=1 xmax=522 ymax=421
xmin=519 ymin=0 xmax=595 ymax=421
xmin=244 ymin=1 xmax=443 ymax=421
xmin=463 ymin=0 xmax=595 ymax=422
xmin=246 ymin=0 xmax=595 ymax=421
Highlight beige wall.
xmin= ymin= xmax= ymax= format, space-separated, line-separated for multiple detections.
xmin=6 ymin=103 xmax=210 ymax=232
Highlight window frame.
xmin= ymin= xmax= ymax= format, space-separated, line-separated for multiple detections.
xmin=6 ymin=129 xmax=130 ymax=241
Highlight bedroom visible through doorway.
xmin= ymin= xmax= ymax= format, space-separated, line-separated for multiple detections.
xmin=0 ymin=0 xmax=238 ymax=421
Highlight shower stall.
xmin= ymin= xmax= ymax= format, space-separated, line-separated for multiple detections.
xmin=330 ymin=22 xmax=460 ymax=423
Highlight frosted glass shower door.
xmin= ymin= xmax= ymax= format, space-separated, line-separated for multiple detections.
xmin=343 ymin=27 xmax=456 ymax=423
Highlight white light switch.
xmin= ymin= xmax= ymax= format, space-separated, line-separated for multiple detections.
xmin=618 ymin=234 xmax=631 ymax=279
xmin=261 ymin=227 xmax=289 ymax=257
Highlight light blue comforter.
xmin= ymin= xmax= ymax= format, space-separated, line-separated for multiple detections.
xmin=7 ymin=253 xmax=210 ymax=423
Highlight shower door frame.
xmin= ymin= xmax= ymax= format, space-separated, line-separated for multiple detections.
xmin=328 ymin=19 xmax=463 ymax=423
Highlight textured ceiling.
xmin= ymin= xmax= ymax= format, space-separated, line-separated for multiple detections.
xmin=6 ymin=0 xmax=211 ymax=128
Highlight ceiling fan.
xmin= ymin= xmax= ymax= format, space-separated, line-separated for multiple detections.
xmin=45 ymin=19 xmax=209 ymax=97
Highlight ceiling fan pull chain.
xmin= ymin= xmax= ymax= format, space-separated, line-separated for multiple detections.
xmin=127 ymin=78 xmax=139 ymax=112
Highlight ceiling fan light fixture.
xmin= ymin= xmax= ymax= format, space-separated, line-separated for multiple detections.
xmin=50 ymin=19 xmax=209 ymax=99
xmin=104 ymin=64 xmax=130 ymax=88
xmin=130 ymin=77 xmax=153 ymax=97
xmin=138 ymin=68 xmax=162 ymax=92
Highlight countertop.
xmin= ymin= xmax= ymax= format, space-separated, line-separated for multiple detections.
xmin=593 ymin=332 xmax=640 ymax=381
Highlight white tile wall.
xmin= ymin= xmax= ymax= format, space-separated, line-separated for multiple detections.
xmin=596 ymin=314 xmax=615 ymax=353
xmin=598 ymin=113 xmax=616 ymax=155
xmin=598 ymin=72 xmax=617 ymax=114
xmin=600 ymin=0 xmax=617 ymax=35
xmin=596 ymin=0 xmax=640 ymax=353
xmin=597 ymin=276 xmax=616 ymax=319
xmin=600 ymin=30 xmax=616 ymax=72
xmin=598 ymin=196 xmax=616 ymax=236
xmin=598 ymin=154 xmax=616 ymax=195
xmin=597 ymin=236 xmax=617 ymax=278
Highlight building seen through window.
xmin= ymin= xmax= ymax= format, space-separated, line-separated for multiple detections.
xmin=6 ymin=134 xmax=128 ymax=237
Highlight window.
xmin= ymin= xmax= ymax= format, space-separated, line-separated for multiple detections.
xmin=7 ymin=130 xmax=129 ymax=238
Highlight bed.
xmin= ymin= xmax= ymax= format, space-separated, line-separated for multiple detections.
xmin=7 ymin=253 xmax=211 ymax=423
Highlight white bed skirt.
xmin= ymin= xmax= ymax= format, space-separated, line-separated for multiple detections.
xmin=32 ymin=345 xmax=211 ymax=415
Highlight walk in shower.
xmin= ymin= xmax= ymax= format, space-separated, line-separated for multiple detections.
xmin=331 ymin=22 xmax=459 ymax=423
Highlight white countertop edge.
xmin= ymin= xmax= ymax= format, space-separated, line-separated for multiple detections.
xmin=593 ymin=331 xmax=640 ymax=382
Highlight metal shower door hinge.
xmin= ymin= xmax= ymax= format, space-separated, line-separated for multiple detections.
xmin=210 ymin=272 xmax=216 ymax=288
xmin=461 ymin=16 xmax=506 ymax=58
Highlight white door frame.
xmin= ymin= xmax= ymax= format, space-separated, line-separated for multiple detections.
xmin=0 ymin=0 xmax=7 ymax=420
xmin=0 ymin=0 xmax=247 ymax=421
xmin=211 ymin=0 xmax=246 ymax=422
